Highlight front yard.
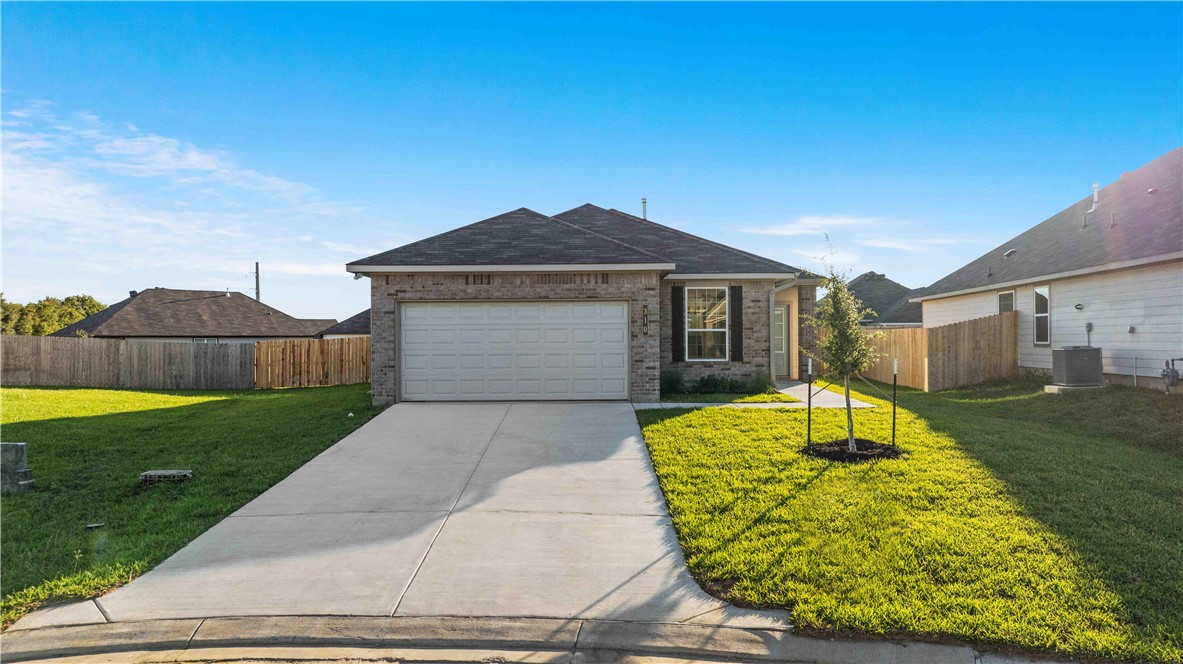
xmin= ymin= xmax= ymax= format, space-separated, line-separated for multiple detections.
xmin=0 ymin=385 xmax=380 ymax=627
xmin=637 ymin=379 xmax=1182 ymax=663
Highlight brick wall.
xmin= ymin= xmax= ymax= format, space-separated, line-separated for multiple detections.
xmin=369 ymin=272 xmax=661 ymax=405
xmin=659 ymin=279 xmax=776 ymax=384
xmin=797 ymin=285 xmax=818 ymax=377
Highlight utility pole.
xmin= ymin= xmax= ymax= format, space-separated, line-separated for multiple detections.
xmin=253 ymin=262 xmax=261 ymax=301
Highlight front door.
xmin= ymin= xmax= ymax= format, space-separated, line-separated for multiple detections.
xmin=772 ymin=305 xmax=788 ymax=378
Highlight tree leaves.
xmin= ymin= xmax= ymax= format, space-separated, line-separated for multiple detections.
xmin=0 ymin=294 xmax=106 ymax=336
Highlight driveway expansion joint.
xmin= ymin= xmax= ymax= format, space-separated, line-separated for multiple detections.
xmin=389 ymin=403 xmax=514 ymax=617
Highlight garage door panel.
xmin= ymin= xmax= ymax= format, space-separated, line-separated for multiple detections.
xmin=401 ymin=301 xmax=629 ymax=401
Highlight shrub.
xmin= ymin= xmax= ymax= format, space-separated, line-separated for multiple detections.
xmin=660 ymin=368 xmax=685 ymax=395
xmin=692 ymin=374 xmax=750 ymax=394
xmin=746 ymin=369 xmax=773 ymax=394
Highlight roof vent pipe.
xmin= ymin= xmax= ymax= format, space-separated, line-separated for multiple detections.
xmin=641 ymin=197 xmax=647 ymax=220
xmin=1087 ymin=183 xmax=1099 ymax=213
xmin=225 ymin=289 xmax=231 ymax=298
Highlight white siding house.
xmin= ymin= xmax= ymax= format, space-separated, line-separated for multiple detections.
xmin=916 ymin=148 xmax=1183 ymax=389
xmin=923 ymin=259 xmax=1182 ymax=383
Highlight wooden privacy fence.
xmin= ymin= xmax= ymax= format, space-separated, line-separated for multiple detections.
xmin=1 ymin=336 xmax=255 ymax=390
xmin=254 ymin=337 xmax=370 ymax=388
xmin=1 ymin=335 xmax=370 ymax=390
xmin=821 ymin=311 xmax=1019 ymax=392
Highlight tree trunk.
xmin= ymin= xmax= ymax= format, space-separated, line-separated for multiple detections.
xmin=844 ymin=374 xmax=856 ymax=452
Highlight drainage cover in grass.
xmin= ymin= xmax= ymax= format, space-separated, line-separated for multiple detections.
xmin=802 ymin=438 xmax=903 ymax=462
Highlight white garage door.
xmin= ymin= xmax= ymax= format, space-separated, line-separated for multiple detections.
xmin=400 ymin=301 xmax=629 ymax=401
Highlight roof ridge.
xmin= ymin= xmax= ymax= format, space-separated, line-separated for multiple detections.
xmin=541 ymin=212 xmax=674 ymax=263
xmin=604 ymin=208 xmax=801 ymax=273
xmin=347 ymin=208 xmax=548 ymax=265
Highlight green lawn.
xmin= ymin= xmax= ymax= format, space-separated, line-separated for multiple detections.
xmin=662 ymin=392 xmax=800 ymax=403
xmin=637 ymin=379 xmax=1182 ymax=663
xmin=0 ymin=385 xmax=381 ymax=627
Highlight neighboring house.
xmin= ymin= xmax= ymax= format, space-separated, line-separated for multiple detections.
xmin=848 ymin=271 xmax=924 ymax=326
xmin=914 ymin=148 xmax=1182 ymax=386
xmin=319 ymin=309 xmax=371 ymax=339
xmin=347 ymin=204 xmax=819 ymax=404
xmin=51 ymin=288 xmax=335 ymax=344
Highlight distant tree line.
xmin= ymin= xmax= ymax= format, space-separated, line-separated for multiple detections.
xmin=1 ymin=294 xmax=107 ymax=336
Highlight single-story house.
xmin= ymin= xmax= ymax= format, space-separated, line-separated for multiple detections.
xmin=319 ymin=309 xmax=370 ymax=339
xmin=848 ymin=271 xmax=923 ymax=326
xmin=914 ymin=147 xmax=1182 ymax=386
xmin=347 ymin=204 xmax=819 ymax=404
xmin=52 ymin=287 xmax=335 ymax=344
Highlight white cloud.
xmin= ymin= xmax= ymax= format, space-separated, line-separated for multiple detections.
xmin=793 ymin=246 xmax=860 ymax=269
xmin=742 ymin=215 xmax=874 ymax=237
xmin=322 ymin=241 xmax=374 ymax=255
xmin=1 ymin=101 xmax=372 ymax=317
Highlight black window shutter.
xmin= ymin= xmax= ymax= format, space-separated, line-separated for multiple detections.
xmin=729 ymin=285 xmax=744 ymax=362
xmin=671 ymin=286 xmax=685 ymax=362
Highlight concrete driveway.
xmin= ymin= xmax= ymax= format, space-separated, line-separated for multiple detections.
xmin=52 ymin=402 xmax=769 ymax=627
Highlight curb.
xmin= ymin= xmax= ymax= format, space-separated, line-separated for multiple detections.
xmin=0 ymin=614 xmax=981 ymax=664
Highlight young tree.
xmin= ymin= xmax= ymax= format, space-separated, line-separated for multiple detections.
xmin=808 ymin=268 xmax=881 ymax=452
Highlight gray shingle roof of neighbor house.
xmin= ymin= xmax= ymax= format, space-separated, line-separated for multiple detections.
xmin=917 ymin=147 xmax=1183 ymax=301
xmin=51 ymin=288 xmax=336 ymax=338
xmin=347 ymin=204 xmax=813 ymax=278
xmin=347 ymin=208 xmax=673 ymax=269
xmin=318 ymin=309 xmax=370 ymax=336
xmin=848 ymin=272 xmax=923 ymax=324
xmin=553 ymin=204 xmax=810 ymax=276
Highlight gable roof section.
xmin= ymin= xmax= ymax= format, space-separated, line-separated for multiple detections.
xmin=849 ymin=272 xmax=911 ymax=321
xmin=51 ymin=288 xmax=335 ymax=338
xmin=318 ymin=309 xmax=370 ymax=337
xmin=348 ymin=208 xmax=673 ymax=270
xmin=553 ymin=204 xmax=808 ymax=276
xmin=919 ymin=148 xmax=1183 ymax=301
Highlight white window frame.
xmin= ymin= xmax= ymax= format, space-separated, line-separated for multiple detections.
xmin=997 ymin=290 xmax=1015 ymax=314
xmin=192 ymin=337 xmax=220 ymax=344
xmin=1032 ymin=285 xmax=1050 ymax=346
xmin=685 ymin=286 xmax=729 ymax=362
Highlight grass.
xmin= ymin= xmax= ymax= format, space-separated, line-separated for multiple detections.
xmin=0 ymin=385 xmax=381 ymax=628
xmin=662 ymin=392 xmax=800 ymax=403
xmin=637 ymin=379 xmax=1182 ymax=663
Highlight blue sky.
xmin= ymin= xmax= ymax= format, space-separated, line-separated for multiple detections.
xmin=3 ymin=2 xmax=1180 ymax=320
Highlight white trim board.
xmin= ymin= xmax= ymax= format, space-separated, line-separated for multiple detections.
xmin=665 ymin=272 xmax=797 ymax=280
xmin=912 ymin=252 xmax=1183 ymax=303
xmin=347 ymin=263 xmax=674 ymax=274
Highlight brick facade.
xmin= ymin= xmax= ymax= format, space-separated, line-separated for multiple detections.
xmin=659 ymin=279 xmax=778 ymax=384
xmin=797 ymin=285 xmax=819 ymax=377
xmin=368 ymin=273 xmax=817 ymax=405
xmin=369 ymin=271 xmax=661 ymax=405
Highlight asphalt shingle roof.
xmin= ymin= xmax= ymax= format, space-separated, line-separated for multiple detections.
xmin=553 ymin=204 xmax=806 ymax=275
xmin=318 ymin=309 xmax=370 ymax=337
xmin=51 ymin=288 xmax=335 ymax=338
xmin=921 ymin=148 xmax=1182 ymax=300
xmin=348 ymin=208 xmax=671 ymax=268
xmin=349 ymin=204 xmax=809 ymax=277
xmin=848 ymin=272 xmax=923 ymax=324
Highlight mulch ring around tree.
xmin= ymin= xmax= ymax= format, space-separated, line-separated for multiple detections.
xmin=802 ymin=438 xmax=904 ymax=462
